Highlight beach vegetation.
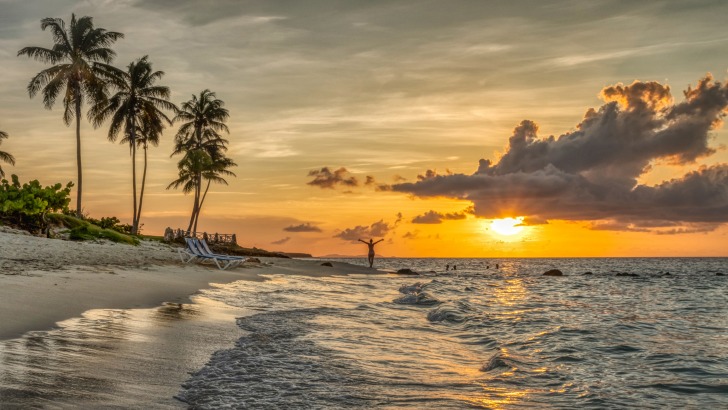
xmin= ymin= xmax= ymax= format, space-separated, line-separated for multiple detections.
xmin=47 ymin=213 xmax=139 ymax=245
xmin=18 ymin=14 xmax=124 ymax=218
xmin=90 ymin=56 xmax=175 ymax=235
xmin=169 ymin=90 xmax=236 ymax=234
xmin=0 ymin=130 xmax=15 ymax=178
xmin=0 ymin=174 xmax=73 ymax=231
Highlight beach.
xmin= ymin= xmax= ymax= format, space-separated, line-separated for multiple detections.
xmin=1 ymin=231 xmax=727 ymax=408
xmin=0 ymin=230 xmax=382 ymax=407
xmin=0 ymin=228 xmax=378 ymax=340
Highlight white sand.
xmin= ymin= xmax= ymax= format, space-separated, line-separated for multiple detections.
xmin=0 ymin=230 xmax=380 ymax=340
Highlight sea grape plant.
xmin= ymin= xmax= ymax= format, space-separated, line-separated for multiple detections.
xmin=0 ymin=175 xmax=73 ymax=227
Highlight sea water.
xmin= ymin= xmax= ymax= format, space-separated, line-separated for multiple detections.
xmin=176 ymin=258 xmax=728 ymax=409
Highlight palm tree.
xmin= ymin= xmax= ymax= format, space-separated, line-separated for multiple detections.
xmin=195 ymin=154 xmax=237 ymax=232
xmin=90 ymin=56 xmax=175 ymax=234
xmin=18 ymin=14 xmax=123 ymax=218
xmin=0 ymin=130 xmax=15 ymax=178
xmin=167 ymin=149 xmax=213 ymax=206
xmin=135 ymin=112 xmax=164 ymax=234
xmin=171 ymin=90 xmax=231 ymax=233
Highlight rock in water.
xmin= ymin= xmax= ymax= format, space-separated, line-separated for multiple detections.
xmin=320 ymin=262 xmax=333 ymax=267
xmin=396 ymin=268 xmax=418 ymax=275
xmin=543 ymin=269 xmax=563 ymax=276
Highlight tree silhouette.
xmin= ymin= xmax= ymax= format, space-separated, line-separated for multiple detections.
xmin=170 ymin=90 xmax=235 ymax=234
xmin=18 ymin=14 xmax=123 ymax=218
xmin=0 ymin=130 xmax=15 ymax=178
xmin=91 ymin=56 xmax=175 ymax=234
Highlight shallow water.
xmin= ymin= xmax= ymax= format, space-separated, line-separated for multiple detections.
xmin=0 ymin=297 xmax=245 ymax=409
xmin=179 ymin=258 xmax=728 ymax=409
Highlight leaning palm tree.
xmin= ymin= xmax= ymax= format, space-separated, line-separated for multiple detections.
xmin=0 ymin=130 xmax=15 ymax=178
xmin=194 ymin=154 xmax=237 ymax=233
xmin=90 ymin=56 xmax=175 ymax=234
xmin=18 ymin=14 xmax=123 ymax=217
xmin=171 ymin=90 xmax=231 ymax=233
xmin=167 ymin=149 xmax=213 ymax=207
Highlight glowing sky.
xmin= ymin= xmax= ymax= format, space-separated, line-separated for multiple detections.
xmin=1 ymin=0 xmax=727 ymax=257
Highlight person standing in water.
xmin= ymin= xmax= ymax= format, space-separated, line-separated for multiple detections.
xmin=358 ymin=238 xmax=384 ymax=268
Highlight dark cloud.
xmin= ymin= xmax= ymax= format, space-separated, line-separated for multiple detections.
xmin=334 ymin=219 xmax=391 ymax=243
xmin=307 ymin=167 xmax=358 ymax=189
xmin=365 ymin=175 xmax=392 ymax=192
xmin=411 ymin=207 xmax=473 ymax=224
xmin=271 ymin=237 xmax=291 ymax=245
xmin=284 ymin=223 xmax=322 ymax=232
xmin=393 ymin=75 xmax=728 ymax=231
xmin=417 ymin=169 xmax=452 ymax=181
xmin=402 ymin=231 xmax=419 ymax=239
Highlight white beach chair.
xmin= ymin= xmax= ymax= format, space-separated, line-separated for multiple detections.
xmin=179 ymin=238 xmax=242 ymax=270
xmin=178 ymin=238 xmax=200 ymax=263
xmin=197 ymin=238 xmax=247 ymax=262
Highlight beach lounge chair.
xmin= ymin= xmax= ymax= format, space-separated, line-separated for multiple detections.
xmin=197 ymin=238 xmax=247 ymax=262
xmin=178 ymin=238 xmax=242 ymax=270
xmin=178 ymin=238 xmax=199 ymax=263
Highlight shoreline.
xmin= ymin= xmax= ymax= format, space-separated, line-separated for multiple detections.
xmin=0 ymin=230 xmax=382 ymax=341
xmin=0 ymin=230 xmax=384 ymax=407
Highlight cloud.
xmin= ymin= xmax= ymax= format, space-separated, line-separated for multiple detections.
xmin=307 ymin=167 xmax=358 ymax=189
xmin=411 ymin=207 xmax=473 ymax=224
xmin=334 ymin=219 xmax=392 ymax=242
xmin=283 ymin=223 xmax=322 ymax=232
xmin=271 ymin=237 xmax=291 ymax=245
xmin=392 ymin=75 xmax=728 ymax=231
xmin=363 ymin=175 xmax=393 ymax=191
xmin=402 ymin=231 xmax=419 ymax=239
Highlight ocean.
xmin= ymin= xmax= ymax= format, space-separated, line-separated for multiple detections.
xmin=178 ymin=257 xmax=728 ymax=408
xmin=2 ymin=257 xmax=727 ymax=409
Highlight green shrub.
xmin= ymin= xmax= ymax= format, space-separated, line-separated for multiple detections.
xmin=0 ymin=175 xmax=72 ymax=231
xmin=85 ymin=215 xmax=134 ymax=234
xmin=47 ymin=213 xmax=139 ymax=245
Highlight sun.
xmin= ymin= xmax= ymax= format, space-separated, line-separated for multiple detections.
xmin=490 ymin=217 xmax=525 ymax=236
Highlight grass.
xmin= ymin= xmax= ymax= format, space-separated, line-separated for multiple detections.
xmin=47 ymin=213 xmax=139 ymax=245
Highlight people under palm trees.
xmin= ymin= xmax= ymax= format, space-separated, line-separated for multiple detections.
xmin=0 ymin=130 xmax=15 ymax=178
xmin=91 ymin=56 xmax=175 ymax=234
xmin=169 ymin=90 xmax=236 ymax=234
xmin=18 ymin=14 xmax=123 ymax=218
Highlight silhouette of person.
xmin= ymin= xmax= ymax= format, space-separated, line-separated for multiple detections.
xmin=358 ymin=238 xmax=383 ymax=268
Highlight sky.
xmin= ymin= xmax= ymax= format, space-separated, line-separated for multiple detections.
xmin=1 ymin=0 xmax=727 ymax=257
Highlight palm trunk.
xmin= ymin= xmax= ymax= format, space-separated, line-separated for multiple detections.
xmin=194 ymin=178 xmax=211 ymax=232
xmin=136 ymin=143 xmax=148 ymax=234
xmin=75 ymin=94 xmax=83 ymax=218
xmin=192 ymin=172 xmax=202 ymax=233
xmin=186 ymin=175 xmax=199 ymax=234
xmin=131 ymin=136 xmax=138 ymax=235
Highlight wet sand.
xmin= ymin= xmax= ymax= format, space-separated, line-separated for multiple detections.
xmin=0 ymin=230 xmax=381 ymax=407
xmin=0 ymin=230 xmax=377 ymax=340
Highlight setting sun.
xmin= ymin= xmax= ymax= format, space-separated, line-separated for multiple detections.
xmin=490 ymin=217 xmax=525 ymax=236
